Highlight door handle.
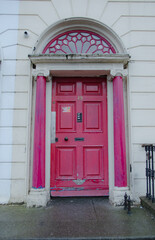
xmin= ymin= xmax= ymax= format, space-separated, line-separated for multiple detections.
xmin=64 ymin=137 xmax=68 ymax=141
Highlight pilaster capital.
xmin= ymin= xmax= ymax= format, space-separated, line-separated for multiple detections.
xmin=107 ymin=69 xmax=128 ymax=81
xmin=32 ymin=69 xmax=51 ymax=81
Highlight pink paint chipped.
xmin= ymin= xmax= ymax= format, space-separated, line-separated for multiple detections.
xmin=43 ymin=30 xmax=116 ymax=54
xmin=113 ymin=76 xmax=127 ymax=187
xmin=32 ymin=76 xmax=46 ymax=189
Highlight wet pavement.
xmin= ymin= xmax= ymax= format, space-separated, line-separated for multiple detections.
xmin=0 ymin=197 xmax=155 ymax=240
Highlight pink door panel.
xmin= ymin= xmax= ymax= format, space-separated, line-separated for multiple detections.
xmin=83 ymin=102 xmax=102 ymax=132
xmin=56 ymin=147 xmax=76 ymax=180
xmin=57 ymin=102 xmax=76 ymax=132
xmin=83 ymin=147 xmax=104 ymax=180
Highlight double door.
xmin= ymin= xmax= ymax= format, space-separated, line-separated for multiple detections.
xmin=51 ymin=77 xmax=108 ymax=196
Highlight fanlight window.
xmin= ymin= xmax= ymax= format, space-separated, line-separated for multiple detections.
xmin=43 ymin=30 xmax=116 ymax=54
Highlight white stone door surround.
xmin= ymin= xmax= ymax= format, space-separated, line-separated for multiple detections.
xmin=27 ymin=18 xmax=130 ymax=207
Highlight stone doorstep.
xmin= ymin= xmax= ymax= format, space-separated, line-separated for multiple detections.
xmin=140 ymin=196 xmax=155 ymax=216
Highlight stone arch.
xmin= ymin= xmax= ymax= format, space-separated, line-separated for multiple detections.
xmin=33 ymin=17 xmax=127 ymax=55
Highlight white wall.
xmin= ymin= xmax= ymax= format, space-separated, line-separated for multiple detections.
xmin=0 ymin=1 xmax=19 ymax=203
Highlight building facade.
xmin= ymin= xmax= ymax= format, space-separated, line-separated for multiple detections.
xmin=0 ymin=0 xmax=155 ymax=206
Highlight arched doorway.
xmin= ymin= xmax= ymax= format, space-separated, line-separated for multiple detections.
xmin=27 ymin=18 xmax=130 ymax=206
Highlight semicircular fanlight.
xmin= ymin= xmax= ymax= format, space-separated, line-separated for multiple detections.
xmin=42 ymin=30 xmax=116 ymax=55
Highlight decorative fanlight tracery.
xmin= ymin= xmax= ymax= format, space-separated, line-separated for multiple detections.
xmin=43 ymin=30 xmax=116 ymax=55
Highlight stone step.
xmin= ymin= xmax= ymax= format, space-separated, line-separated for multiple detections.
xmin=140 ymin=196 xmax=155 ymax=216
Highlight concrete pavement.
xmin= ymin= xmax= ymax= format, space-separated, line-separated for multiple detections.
xmin=0 ymin=197 xmax=155 ymax=239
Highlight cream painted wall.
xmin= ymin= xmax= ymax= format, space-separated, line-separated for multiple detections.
xmin=0 ymin=0 xmax=155 ymax=203
xmin=0 ymin=1 xmax=20 ymax=203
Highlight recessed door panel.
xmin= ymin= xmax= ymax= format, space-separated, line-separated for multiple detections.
xmin=57 ymin=82 xmax=76 ymax=95
xmin=57 ymin=102 xmax=76 ymax=132
xmin=56 ymin=147 xmax=76 ymax=179
xmin=51 ymin=77 xmax=108 ymax=196
xmin=83 ymin=82 xmax=102 ymax=95
xmin=83 ymin=147 xmax=103 ymax=179
xmin=83 ymin=102 xmax=102 ymax=132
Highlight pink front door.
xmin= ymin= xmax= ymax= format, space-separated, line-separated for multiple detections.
xmin=50 ymin=77 xmax=108 ymax=196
